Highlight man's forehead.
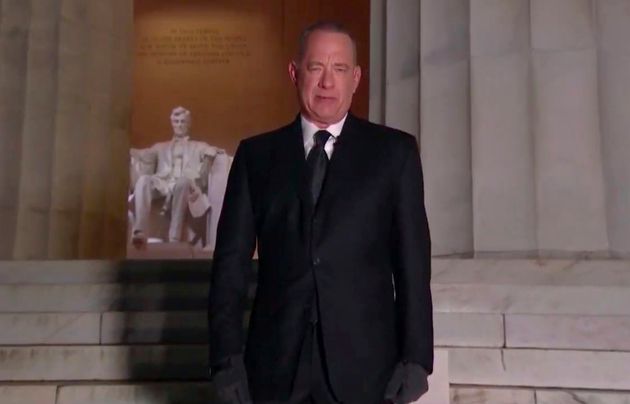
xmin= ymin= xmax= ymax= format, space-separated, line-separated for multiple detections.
xmin=303 ymin=31 xmax=355 ymax=58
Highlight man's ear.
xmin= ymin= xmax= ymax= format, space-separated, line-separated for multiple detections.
xmin=352 ymin=65 xmax=362 ymax=94
xmin=289 ymin=61 xmax=299 ymax=86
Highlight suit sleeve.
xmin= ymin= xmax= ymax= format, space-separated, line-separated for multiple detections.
xmin=391 ymin=137 xmax=434 ymax=374
xmin=208 ymin=140 xmax=257 ymax=367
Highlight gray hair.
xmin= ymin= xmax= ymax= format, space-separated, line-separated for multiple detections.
xmin=296 ymin=21 xmax=357 ymax=64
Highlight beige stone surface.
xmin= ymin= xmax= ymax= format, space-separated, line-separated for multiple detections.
xmin=0 ymin=283 xmax=208 ymax=312
xmin=56 ymin=383 xmax=214 ymax=404
xmin=0 ymin=386 xmax=57 ymax=404
xmin=531 ymin=0 xmax=595 ymax=50
xmin=449 ymin=348 xmax=630 ymax=390
xmin=384 ymin=0 xmax=419 ymax=137
xmin=451 ymin=387 xmax=535 ymax=404
xmin=434 ymin=313 xmax=503 ymax=347
xmin=537 ymin=390 xmax=630 ymax=404
xmin=0 ymin=345 xmax=208 ymax=381
xmin=470 ymin=51 xmax=536 ymax=253
xmin=597 ymin=0 xmax=630 ymax=257
xmin=433 ymin=283 xmax=630 ymax=315
xmin=532 ymin=48 xmax=608 ymax=254
xmin=416 ymin=349 xmax=449 ymax=404
xmin=506 ymin=314 xmax=630 ymax=350
xmin=470 ymin=0 xmax=529 ymax=57
xmin=420 ymin=0 xmax=472 ymax=257
xmin=101 ymin=311 xmax=207 ymax=344
xmin=0 ymin=0 xmax=131 ymax=260
xmin=0 ymin=313 xmax=100 ymax=345
xmin=433 ymin=258 xmax=630 ymax=287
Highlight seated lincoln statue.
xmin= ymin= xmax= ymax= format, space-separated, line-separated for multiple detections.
xmin=129 ymin=106 xmax=230 ymax=249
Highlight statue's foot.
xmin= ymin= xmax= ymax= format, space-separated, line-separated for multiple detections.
xmin=131 ymin=230 xmax=147 ymax=250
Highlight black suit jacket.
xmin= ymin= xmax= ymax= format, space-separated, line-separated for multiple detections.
xmin=209 ymin=114 xmax=433 ymax=404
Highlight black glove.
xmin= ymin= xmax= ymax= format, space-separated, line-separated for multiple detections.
xmin=211 ymin=354 xmax=252 ymax=404
xmin=384 ymin=361 xmax=429 ymax=404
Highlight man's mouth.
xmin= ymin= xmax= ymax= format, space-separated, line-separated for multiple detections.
xmin=315 ymin=95 xmax=336 ymax=102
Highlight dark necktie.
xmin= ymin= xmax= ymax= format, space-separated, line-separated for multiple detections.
xmin=306 ymin=130 xmax=332 ymax=206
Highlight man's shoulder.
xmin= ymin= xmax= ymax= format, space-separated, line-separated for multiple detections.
xmin=239 ymin=121 xmax=296 ymax=150
xmin=350 ymin=115 xmax=417 ymax=150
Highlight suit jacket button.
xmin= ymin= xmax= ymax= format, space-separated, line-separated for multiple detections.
xmin=313 ymin=257 xmax=321 ymax=266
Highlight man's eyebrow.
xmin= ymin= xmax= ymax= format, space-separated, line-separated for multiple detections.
xmin=333 ymin=62 xmax=350 ymax=68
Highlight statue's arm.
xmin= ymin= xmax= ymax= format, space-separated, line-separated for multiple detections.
xmin=130 ymin=144 xmax=158 ymax=164
xmin=199 ymin=142 xmax=226 ymax=159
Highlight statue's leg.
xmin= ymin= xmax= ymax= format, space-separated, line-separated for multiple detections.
xmin=133 ymin=175 xmax=155 ymax=236
xmin=169 ymin=177 xmax=193 ymax=242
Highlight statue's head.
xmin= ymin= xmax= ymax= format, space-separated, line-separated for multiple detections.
xmin=170 ymin=106 xmax=192 ymax=138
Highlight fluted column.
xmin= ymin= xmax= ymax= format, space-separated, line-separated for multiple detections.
xmin=0 ymin=0 xmax=30 ymax=258
xmin=0 ymin=0 xmax=132 ymax=259
xmin=531 ymin=0 xmax=609 ymax=255
xmin=597 ymin=0 xmax=630 ymax=258
xmin=384 ymin=0 xmax=420 ymax=137
xmin=470 ymin=0 xmax=536 ymax=255
xmin=420 ymin=0 xmax=473 ymax=256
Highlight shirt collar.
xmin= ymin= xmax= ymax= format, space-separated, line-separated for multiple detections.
xmin=300 ymin=114 xmax=347 ymax=146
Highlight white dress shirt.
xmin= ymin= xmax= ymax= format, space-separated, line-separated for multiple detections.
xmin=301 ymin=114 xmax=347 ymax=159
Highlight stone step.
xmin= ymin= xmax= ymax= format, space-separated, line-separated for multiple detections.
xmin=0 ymin=284 xmax=209 ymax=312
xmin=0 ymin=383 xmax=215 ymax=404
xmin=4 ymin=258 xmax=627 ymax=286
xmin=449 ymin=348 xmax=630 ymax=390
xmin=0 ymin=352 xmax=449 ymax=403
xmin=56 ymin=383 xmax=216 ymax=404
xmin=4 ymin=384 xmax=630 ymax=404
xmin=432 ymin=258 xmax=630 ymax=287
xmin=3 ymin=279 xmax=630 ymax=317
xmin=0 ymin=386 xmax=58 ymax=404
xmin=0 ymin=311 xmax=502 ymax=347
xmin=4 ymin=310 xmax=629 ymax=353
xmin=0 ymin=345 xmax=209 ymax=381
xmin=0 ymin=260 xmax=217 ymax=285
xmin=450 ymin=387 xmax=535 ymax=404
xmin=451 ymin=387 xmax=630 ymax=404
xmin=5 ymin=345 xmax=630 ymax=392
xmin=0 ymin=283 xmax=257 ymax=313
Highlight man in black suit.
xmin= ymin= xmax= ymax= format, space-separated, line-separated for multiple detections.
xmin=209 ymin=21 xmax=433 ymax=404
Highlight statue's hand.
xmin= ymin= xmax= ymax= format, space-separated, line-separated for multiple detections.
xmin=188 ymin=183 xmax=202 ymax=203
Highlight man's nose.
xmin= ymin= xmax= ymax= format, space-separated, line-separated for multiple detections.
xmin=319 ymin=68 xmax=334 ymax=89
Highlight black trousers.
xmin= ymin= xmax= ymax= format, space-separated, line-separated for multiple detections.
xmin=256 ymin=322 xmax=340 ymax=404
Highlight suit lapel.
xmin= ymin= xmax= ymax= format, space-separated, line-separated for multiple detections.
xmin=267 ymin=116 xmax=310 ymax=211
xmin=316 ymin=114 xmax=363 ymax=213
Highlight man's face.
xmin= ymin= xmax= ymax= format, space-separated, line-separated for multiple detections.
xmin=171 ymin=115 xmax=191 ymax=137
xmin=289 ymin=30 xmax=361 ymax=128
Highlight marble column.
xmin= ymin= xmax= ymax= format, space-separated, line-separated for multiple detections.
xmin=0 ymin=0 xmax=30 ymax=258
xmin=597 ymin=0 xmax=630 ymax=258
xmin=531 ymin=0 xmax=609 ymax=255
xmin=0 ymin=0 xmax=132 ymax=259
xmin=371 ymin=0 xmax=630 ymax=258
xmin=384 ymin=0 xmax=420 ymax=137
xmin=420 ymin=0 xmax=473 ymax=256
xmin=470 ymin=0 xmax=536 ymax=255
